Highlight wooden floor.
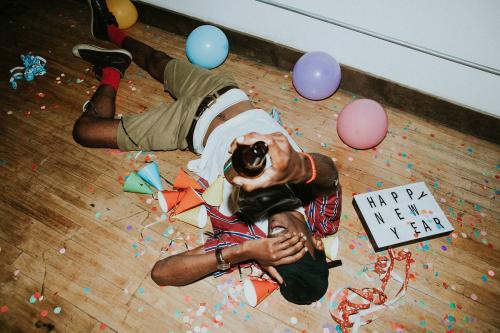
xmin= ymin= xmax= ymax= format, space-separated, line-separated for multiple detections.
xmin=0 ymin=1 xmax=498 ymax=332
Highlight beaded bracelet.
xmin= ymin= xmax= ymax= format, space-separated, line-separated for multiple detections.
xmin=301 ymin=152 xmax=317 ymax=184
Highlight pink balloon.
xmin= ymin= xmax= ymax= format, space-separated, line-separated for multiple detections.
xmin=337 ymin=99 xmax=388 ymax=149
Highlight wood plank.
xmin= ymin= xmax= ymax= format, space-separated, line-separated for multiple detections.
xmin=0 ymin=0 xmax=498 ymax=332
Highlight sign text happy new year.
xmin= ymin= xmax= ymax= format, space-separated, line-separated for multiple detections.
xmin=354 ymin=182 xmax=454 ymax=249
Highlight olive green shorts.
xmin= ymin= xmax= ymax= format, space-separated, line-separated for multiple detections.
xmin=117 ymin=59 xmax=238 ymax=151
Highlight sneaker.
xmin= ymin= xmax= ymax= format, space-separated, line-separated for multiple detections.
xmin=72 ymin=44 xmax=132 ymax=79
xmin=88 ymin=0 xmax=118 ymax=41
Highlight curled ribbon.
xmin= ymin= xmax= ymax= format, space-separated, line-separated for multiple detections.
xmin=329 ymin=248 xmax=413 ymax=333
xmin=9 ymin=54 xmax=47 ymax=89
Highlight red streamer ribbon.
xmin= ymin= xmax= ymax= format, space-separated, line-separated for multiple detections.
xmin=330 ymin=248 xmax=413 ymax=332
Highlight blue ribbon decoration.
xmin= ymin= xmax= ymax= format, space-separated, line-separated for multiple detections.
xmin=9 ymin=54 xmax=47 ymax=89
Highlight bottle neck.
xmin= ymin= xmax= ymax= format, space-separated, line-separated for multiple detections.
xmin=245 ymin=141 xmax=268 ymax=169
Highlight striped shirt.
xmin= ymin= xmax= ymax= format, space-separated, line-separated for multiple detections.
xmin=198 ymin=179 xmax=342 ymax=277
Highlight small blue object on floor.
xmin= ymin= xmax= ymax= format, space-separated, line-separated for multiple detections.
xmin=9 ymin=54 xmax=47 ymax=89
xmin=270 ymin=107 xmax=283 ymax=126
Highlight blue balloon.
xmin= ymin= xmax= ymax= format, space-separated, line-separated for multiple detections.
xmin=186 ymin=25 xmax=229 ymax=69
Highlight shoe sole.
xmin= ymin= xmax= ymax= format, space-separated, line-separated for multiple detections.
xmin=72 ymin=44 xmax=132 ymax=60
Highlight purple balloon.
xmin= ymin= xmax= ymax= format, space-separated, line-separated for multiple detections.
xmin=292 ymin=51 xmax=341 ymax=100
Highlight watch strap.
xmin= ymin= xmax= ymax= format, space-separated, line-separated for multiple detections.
xmin=215 ymin=247 xmax=230 ymax=270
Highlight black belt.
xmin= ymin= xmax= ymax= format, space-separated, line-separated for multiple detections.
xmin=186 ymin=85 xmax=239 ymax=152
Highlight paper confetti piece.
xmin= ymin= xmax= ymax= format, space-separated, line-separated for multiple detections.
xmin=1 ymin=305 xmax=9 ymax=313
xmin=83 ymin=287 xmax=91 ymax=295
xmin=53 ymin=306 xmax=61 ymax=314
xmin=40 ymin=310 xmax=48 ymax=317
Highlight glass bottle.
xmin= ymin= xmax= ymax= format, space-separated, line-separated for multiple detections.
xmin=224 ymin=141 xmax=268 ymax=184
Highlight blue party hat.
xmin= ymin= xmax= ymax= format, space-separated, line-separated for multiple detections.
xmin=137 ymin=162 xmax=163 ymax=191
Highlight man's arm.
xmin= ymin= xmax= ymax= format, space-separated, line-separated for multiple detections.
xmin=230 ymin=132 xmax=339 ymax=197
xmin=300 ymin=152 xmax=339 ymax=197
xmin=151 ymin=232 xmax=306 ymax=286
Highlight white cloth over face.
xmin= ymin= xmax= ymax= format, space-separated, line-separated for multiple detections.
xmin=187 ymin=109 xmax=302 ymax=234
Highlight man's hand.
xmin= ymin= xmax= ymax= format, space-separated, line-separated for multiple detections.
xmin=230 ymin=132 xmax=309 ymax=192
xmin=242 ymin=232 xmax=307 ymax=284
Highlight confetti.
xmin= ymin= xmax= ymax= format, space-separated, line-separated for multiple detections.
xmin=290 ymin=316 xmax=298 ymax=324
xmin=83 ymin=287 xmax=91 ymax=295
xmin=40 ymin=310 xmax=48 ymax=317
xmin=53 ymin=306 xmax=61 ymax=314
xmin=488 ymin=270 xmax=495 ymax=277
xmin=0 ymin=305 xmax=8 ymax=313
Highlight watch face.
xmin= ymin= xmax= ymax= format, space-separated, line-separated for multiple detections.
xmin=217 ymin=263 xmax=231 ymax=271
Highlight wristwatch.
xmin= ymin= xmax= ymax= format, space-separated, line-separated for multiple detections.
xmin=215 ymin=247 xmax=231 ymax=271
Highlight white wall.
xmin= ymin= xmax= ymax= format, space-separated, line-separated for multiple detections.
xmin=140 ymin=0 xmax=500 ymax=118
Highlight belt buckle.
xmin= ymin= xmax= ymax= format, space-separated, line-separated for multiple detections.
xmin=205 ymin=95 xmax=217 ymax=109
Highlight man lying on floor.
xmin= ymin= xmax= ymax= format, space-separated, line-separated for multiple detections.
xmin=72 ymin=0 xmax=342 ymax=305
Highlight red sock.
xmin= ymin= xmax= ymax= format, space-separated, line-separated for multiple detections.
xmin=100 ymin=67 xmax=121 ymax=91
xmin=107 ymin=24 xmax=127 ymax=46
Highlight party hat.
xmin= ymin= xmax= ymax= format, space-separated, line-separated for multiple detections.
xmin=173 ymin=169 xmax=202 ymax=190
xmin=171 ymin=205 xmax=207 ymax=228
xmin=123 ymin=172 xmax=154 ymax=194
xmin=202 ymin=176 xmax=224 ymax=206
xmin=157 ymin=190 xmax=184 ymax=212
xmin=138 ymin=162 xmax=163 ymax=191
xmin=243 ymin=277 xmax=279 ymax=307
xmin=321 ymin=236 xmax=339 ymax=261
xmin=175 ymin=187 xmax=204 ymax=214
